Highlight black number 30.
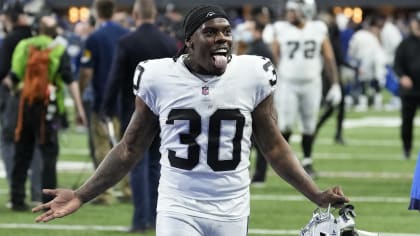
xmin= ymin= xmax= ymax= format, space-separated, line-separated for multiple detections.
xmin=166 ymin=108 xmax=245 ymax=171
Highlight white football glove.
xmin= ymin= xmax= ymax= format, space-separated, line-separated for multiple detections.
xmin=325 ymin=83 xmax=342 ymax=107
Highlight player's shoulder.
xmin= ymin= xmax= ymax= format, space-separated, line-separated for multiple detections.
xmin=134 ymin=57 xmax=176 ymax=88
xmin=308 ymin=20 xmax=328 ymax=33
xmin=231 ymin=54 xmax=273 ymax=71
xmin=137 ymin=57 xmax=176 ymax=74
xmin=231 ymin=55 xmax=277 ymax=87
xmin=272 ymin=21 xmax=292 ymax=33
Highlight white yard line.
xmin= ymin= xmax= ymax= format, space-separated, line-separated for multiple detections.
xmin=319 ymin=171 xmax=412 ymax=179
xmin=342 ymin=116 xmax=420 ymax=129
xmin=0 ymin=161 xmax=94 ymax=178
xmin=60 ymin=148 xmax=89 ymax=156
xmin=307 ymin=152 xmax=406 ymax=160
xmin=0 ymin=223 xmax=418 ymax=236
xmin=265 ymin=171 xmax=413 ymax=179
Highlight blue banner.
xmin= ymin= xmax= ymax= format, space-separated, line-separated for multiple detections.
xmin=409 ymin=152 xmax=420 ymax=210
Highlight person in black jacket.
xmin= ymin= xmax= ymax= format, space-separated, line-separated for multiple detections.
xmin=101 ymin=0 xmax=177 ymax=232
xmin=0 ymin=1 xmax=44 ymax=209
xmin=394 ymin=12 xmax=420 ymax=159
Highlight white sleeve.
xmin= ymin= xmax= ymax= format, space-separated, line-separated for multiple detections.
xmin=318 ymin=21 xmax=328 ymax=36
xmin=255 ymin=57 xmax=277 ymax=107
xmin=262 ymin=24 xmax=275 ymax=44
xmin=133 ymin=61 xmax=158 ymax=115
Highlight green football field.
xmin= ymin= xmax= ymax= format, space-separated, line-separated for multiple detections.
xmin=0 ymin=108 xmax=419 ymax=236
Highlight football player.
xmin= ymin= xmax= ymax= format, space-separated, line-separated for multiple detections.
xmin=33 ymin=4 xmax=349 ymax=236
xmin=269 ymin=0 xmax=341 ymax=178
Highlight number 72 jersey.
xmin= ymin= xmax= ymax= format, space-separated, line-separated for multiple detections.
xmin=273 ymin=20 xmax=327 ymax=82
xmin=133 ymin=55 xmax=276 ymax=201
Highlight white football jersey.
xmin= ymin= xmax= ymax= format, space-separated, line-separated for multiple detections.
xmin=133 ymin=54 xmax=276 ymax=219
xmin=273 ymin=20 xmax=327 ymax=82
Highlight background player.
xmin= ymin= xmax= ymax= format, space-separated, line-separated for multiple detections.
xmin=269 ymin=0 xmax=341 ymax=178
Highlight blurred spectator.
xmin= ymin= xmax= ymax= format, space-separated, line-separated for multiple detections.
xmin=74 ymin=20 xmax=96 ymax=163
xmin=78 ymin=0 xmax=129 ymax=205
xmin=102 ymin=0 xmax=177 ymax=231
xmin=10 ymin=15 xmax=86 ymax=211
xmin=381 ymin=16 xmax=403 ymax=111
xmin=0 ymin=16 xmax=5 ymax=42
xmin=113 ymin=11 xmax=134 ymax=30
xmin=348 ymin=15 xmax=387 ymax=111
xmin=394 ymin=12 xmax=420 ymax=160
xmin=252 ymin=5 xmax=277 ymax=66
xmin=232 ymin=20 xmax=253 ymax=55
xmin=156 ymin=2 xmax=183 ymax=47
xmin=0 ymin=0 xmax=43 ymax=208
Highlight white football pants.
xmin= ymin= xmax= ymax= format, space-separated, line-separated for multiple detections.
xmin=275 ymin=78 xmax=322 ymax=134
xmin=156 ymin=211 xmax=248 ymax=236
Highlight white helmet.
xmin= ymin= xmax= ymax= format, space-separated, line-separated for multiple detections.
xmin=300 ymin=205 xmax=358 ymax=236
xmin=286 ymin=0 xmax=317 ymax=20
xmin=301 ymin=204 xmax=383 ymax=236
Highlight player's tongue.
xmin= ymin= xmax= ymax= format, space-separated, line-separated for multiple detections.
xmin=212 ymin=55 xmax=227 ymax=70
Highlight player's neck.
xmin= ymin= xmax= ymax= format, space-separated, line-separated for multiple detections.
xmin=296 ymin=20 xmax=306 ymax=29
xmin=183 ymin=56 xmax=212 ymax=76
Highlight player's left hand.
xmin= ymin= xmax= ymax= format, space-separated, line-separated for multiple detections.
xmin=316 ymin=186 xmax=350 ymax=208
xmin=325 ymin=83 xmax=342 ymax=107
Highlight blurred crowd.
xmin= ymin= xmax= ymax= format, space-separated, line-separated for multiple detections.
xmin=0 ymin=2 xmax=417 ymax=112
xmin=1 ymin=0 xmax=420 ymax=232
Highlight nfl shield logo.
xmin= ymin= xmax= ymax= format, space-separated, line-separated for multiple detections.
xmin=202 ymin=86 xmax=209 ymax=95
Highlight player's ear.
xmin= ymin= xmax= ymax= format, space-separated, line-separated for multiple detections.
xmin=185 ymin=39 xmax=193 ymax=49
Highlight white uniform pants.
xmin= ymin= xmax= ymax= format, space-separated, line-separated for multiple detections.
xmin=156 ymin=211 xmax=248 ymax=236
xmin=275 ymin=78 xmax=322 ymax=134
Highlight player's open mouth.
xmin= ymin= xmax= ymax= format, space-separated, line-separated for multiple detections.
xmin=211 ymin=48 xmax=229 ymax=69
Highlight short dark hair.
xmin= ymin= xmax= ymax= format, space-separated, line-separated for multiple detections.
xmin=368 ymin=13 xmax=386 ymax=28
xmin=134 ymin=0 xmax=156 ymax=20
xmin=94 ymin=0 xmax=115 ymax=19
xmin=39 ymin=16 xmax=57 ymax=38
xmin=1 ymin=1 xmax=24 ymax=23
xmin=254 ymin=21 xmax=266 ymax=33
xmin=173 ymin=4 xmax=229 ymax=61
xmin=182 ymin=4 xmax=229 ymax=41
xmin=251 ymin=6 xmax=270 ymax=18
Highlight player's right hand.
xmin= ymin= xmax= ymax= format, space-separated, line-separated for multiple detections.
xmin=400 ymin=75 xmax=413 ymax=89
xmin=32 ymin=189 xmax=83 ymax=223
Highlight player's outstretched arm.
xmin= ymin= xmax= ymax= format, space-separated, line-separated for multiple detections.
xmin=33 ymin=97 xmax=159 ymax=222
xmin=251 ymin=94 xmax=349 ymax=207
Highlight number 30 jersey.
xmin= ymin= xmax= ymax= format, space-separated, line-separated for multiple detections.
xmin=133 ymin=55 xmax=276 ymax=218
xmin=273 ymin=20 xmax=327 ymax=82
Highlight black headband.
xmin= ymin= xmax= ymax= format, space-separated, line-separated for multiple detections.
xmin=183 ymin=4 xmax=229 ymax=40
